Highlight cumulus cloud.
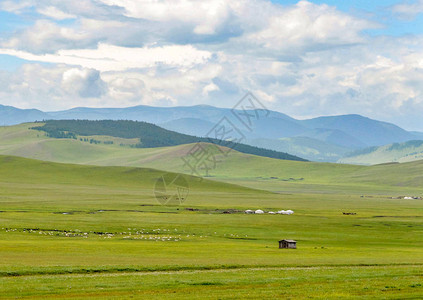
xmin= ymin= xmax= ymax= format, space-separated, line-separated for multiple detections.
xmin=1 ymin=0 xmax=423 ymax=129
xmin=238 ymin=1 xmax=376 ymax=56
xmin=1 ymin=0 xmax=373 ymax=55
xmin=62 ymin=68 xmax=106 ymax=98
xmin=0 ymin=64 xmax=109 ymax=109
xmin=100 ymin=0 xmax=234 ymax=35
xmin=1 ymin=19 xmax=138 ymax=53
xmin=391 ymin=0 xmax=423 ymax=20
xmin=2 ymin=20 xmax=88 ymax=53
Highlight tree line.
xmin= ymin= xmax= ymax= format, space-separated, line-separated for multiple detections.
xmin=32 ymin=120 xmax=307 ymax=161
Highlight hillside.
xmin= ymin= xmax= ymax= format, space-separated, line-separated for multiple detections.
xmin=2 ymin=123 xmax=423 ymax=195
xmin=0 ymin=154 xmax=251 ymax=197
xmin=339 ymin=140 xmax=423 ymax=165
xmin=0 ymin=123 xmax=308 ymax=176
xmin=247 ymin=136 xmax=351 ymax=162
xmin=32 ymin=120 xmax=306 ymax=161
xmin=3 ymin=104 xmax=423 ymax=163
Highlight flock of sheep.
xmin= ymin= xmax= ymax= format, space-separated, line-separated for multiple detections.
xmin=244 ymin=209 xmax=294 ymax=215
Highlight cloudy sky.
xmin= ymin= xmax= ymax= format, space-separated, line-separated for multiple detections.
xmin=1 ymin=1 xmax=423 ymax=130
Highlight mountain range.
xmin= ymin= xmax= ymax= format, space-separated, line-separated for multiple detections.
xmin=1 ymin=103 xmax=422 ymax=163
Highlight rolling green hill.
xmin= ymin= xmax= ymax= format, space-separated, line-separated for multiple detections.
xmin=1 ymin=125 xmax=423 ymax=298
xmin=2 ymin=123 xmax=423 ymax=195
xmin=32 ymin=120 xmax=306 ymax=161
xmin=339 ymin=140 xmax=423 ymax=165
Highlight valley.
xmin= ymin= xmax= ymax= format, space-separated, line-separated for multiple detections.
xmin=0 ymin=120 xmax=423 ymax=298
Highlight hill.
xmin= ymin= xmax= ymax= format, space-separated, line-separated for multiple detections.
xmin=247 ymin=136 xmax=351 ymax=162
xmin=45 ymin=106 xmax=423 ymax=147
xmin=339 ymin=140 xmax=423 ymax=165
xmin=0 ymin=123 xmax=308 ymax=177
xmin=3 ymin=123 xmax=423 ymax=195
xmin=3 ymin=104 xmax=423 ymax=162
xmin=32 ymin=120 xmax=306 ymax=161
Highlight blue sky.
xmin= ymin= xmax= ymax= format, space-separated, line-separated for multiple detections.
xmin=1 ymin=0 xmax=423 ymax=130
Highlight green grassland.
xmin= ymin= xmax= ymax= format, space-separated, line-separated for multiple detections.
xmin=2 ymin=266 xmax=423 ymax=299
xmin=1 ymin=124 xmax=423 ymax=298
xmin=340 ymin=140 xmax=423 ymax=165
xmin=0 ymin=155 xmax=423 ymax=298
xmin=2 ymin=123 xmax=423 ymax=195
xmin=33 ymin=119 xmax=306 ymax=161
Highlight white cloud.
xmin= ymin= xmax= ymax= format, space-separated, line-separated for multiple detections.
xmin=391 ymin=0 xmax=423 ymax=20
xmin=0 ymin=44 xmax=213 ymax=72
xmin=202 ymin=82 xmax=219 ymax=96
xmin=37 ymin=6 xmax=77 ymax=20
xmin=108 ymin=77 xmax=145 ymax=102
xmin=99 ymin=0 xmax=233 ymax=35
xmin=1 ymin=0 xmax=423 ymax=129
xmin=233 ymin=0 xmax=376 ymax=57
xmin=0 ymin=0 xmax=32 ymax=13
xmin=0 ymin=64 xmax=109 ymax=109
xmin=62 ymin=68 xmax=106 ymax=98
xmin=1 ymin=19 xmax=133 ymax=53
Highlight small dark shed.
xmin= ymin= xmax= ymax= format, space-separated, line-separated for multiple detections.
xmin=279 ymin=239 xmax=297 ymax=249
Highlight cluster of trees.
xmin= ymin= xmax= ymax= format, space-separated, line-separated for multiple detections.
xmin=42 ymin=131 xmax=77 ymax=139
xmin=79 ymin=138 xmax=113 ymax=145
xmin=33 ymin=120 xmax=306 ymax=161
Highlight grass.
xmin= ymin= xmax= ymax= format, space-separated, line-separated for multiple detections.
xmin=2 ymin=125 xmax=423 ymax=297
xmin=0 ymin=157 xmax=423 ymax=297
xmin=1 ymin=265 xmax=423 ymax=299
xmin=3 ymin=123 xmax=423 ymax=195
xmin=340 ymin=140 xmax=423 ymax=165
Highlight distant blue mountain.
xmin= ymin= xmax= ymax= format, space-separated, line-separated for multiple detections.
xmin=0 ymin=105 xmax=50 ymax=126
xmin=247 ymin=136 xmax=351 ymax=162
xmin=1 ymin=104 xmax=423 ymax=162
xmin=302 ymin=114 xmax=415 ymax=147
xmin=48 ymin=105 xmax=228 ymax=124
xmin=298 ymin=128 xmax=366 ymax=149
xmin=160 ymin=118 xmax=217 ymax=137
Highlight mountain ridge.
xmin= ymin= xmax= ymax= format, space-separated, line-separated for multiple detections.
xmin=2 ymin=104 xmax=422 ymax=163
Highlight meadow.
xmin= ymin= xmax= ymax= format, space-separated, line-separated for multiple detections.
xmin=0 ymin=154 xmax=423 ymax=298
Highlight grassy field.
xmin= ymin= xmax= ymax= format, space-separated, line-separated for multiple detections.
xmin=2 ymin=265 xmax=423 ymax=299
xmin=339 ymin=140 xmax=423 ymax=165
xmin=3 ymin=123 xmax=423 ymax=195
xmin=1 ymin=154 xmax=423 ymax=298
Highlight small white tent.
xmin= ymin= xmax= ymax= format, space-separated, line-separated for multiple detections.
xmin=277 ymin=210 xmax=294 ymax=215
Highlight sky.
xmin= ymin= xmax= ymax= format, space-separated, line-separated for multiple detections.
xmin=1 ymin=1 xmax=423 ymax=130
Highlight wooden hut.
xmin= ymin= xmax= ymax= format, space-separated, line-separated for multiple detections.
xmin=279 ymin=239 xmax=297 ymax=249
